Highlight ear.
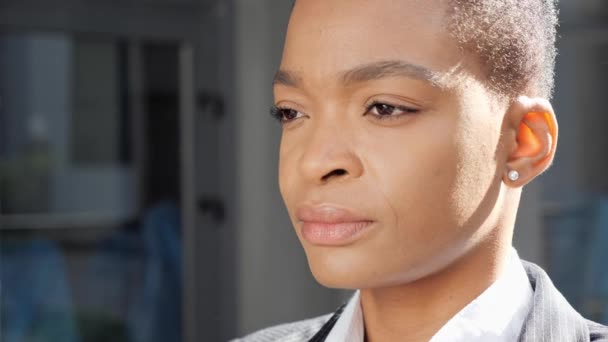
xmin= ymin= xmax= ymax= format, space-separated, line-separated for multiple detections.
xmin=502 ymin=96 xmax=558 ymax=187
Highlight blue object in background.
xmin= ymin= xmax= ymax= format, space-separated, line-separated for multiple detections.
xmin=585 ymin=196 xmax=608 ymax=323
xmin=546 ymin=202 xmax=593 ymax=310
xmin=127 ymin=200 xmax=182 ymax=342
xmin=81 ymin=200 xmax=183 ymax=342
xmin=0 ymin=200 xmax=182 ymax=342
xmin=0 ymin=239 xmax=80 ymax=342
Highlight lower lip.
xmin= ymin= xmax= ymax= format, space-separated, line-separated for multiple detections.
xmin=301 ymin=221 xmax=375 ymax=246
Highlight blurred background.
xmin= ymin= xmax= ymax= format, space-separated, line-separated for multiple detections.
xmin=0 ymin=0 xmax=606 ymax=341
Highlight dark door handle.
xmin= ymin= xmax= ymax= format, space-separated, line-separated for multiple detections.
xmin=197 ymin=196 xmax=225 ymax=223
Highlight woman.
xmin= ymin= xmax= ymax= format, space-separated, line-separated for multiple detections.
xmin=235 ymin=0 xmax=608 ymax=341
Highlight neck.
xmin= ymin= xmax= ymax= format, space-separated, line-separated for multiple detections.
xmin=359 ymin=234 xmax=512 ymax=342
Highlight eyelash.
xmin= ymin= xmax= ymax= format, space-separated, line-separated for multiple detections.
xmin=269 ymin=101 xmax=420 ymax=124
xmin=270 ymin=106 xmax=300 ymax=124
xmin=365 ymin=101 xmax=420 ymax=120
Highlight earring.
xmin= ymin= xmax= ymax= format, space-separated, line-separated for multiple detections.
xmin=508 ymin=170 xmax=520 ymax=182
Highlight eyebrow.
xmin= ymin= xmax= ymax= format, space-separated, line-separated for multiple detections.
xmin=273 ymin=69 xmax=301 ymax=87
xmin=273 ymin=60 xmax=444 ymax=88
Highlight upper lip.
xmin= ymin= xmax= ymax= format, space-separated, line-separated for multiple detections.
xmin=296 ymin=204 xmax=373 ymax=224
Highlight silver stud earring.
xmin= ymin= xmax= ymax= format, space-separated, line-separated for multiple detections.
xmin=508 ymin=170 xmax=520 ymax=182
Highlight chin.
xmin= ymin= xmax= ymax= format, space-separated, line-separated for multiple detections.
xmin=303 ymin=243 xmax=462 ymax=290
xmin=303 ymin=247 xmax=397 ymax=290
xmin=309 ymin=267 xmax=365 ymax=290
xmin=303 ymin=249 xmax=363 ymax=289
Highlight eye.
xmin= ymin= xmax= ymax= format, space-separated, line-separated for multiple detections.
xmin=270 ymin=105 xmax=304 ymax=124
xmin=366 ymin=102 xmax=420 ymax=119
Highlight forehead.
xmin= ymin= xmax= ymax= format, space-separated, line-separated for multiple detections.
xmin=281 ymin=0 xmax=464 ymax=83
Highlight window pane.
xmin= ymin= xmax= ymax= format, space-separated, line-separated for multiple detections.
xmin=0 ymin=33 xmax=184 ymax=342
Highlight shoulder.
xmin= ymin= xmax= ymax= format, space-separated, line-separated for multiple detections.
xmin=229 ymin=314 xmax=333 ymax=342
xmin=588 ymin=320 xmax=608 ymax=341
xmin=520 ymin=260 xmax=608 ymax=341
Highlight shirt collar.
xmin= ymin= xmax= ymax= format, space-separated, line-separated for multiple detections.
xmin=325 ymin=248 xmax=533 ymax=342
xmin=326 ymin=290 xmax=364 ymax=342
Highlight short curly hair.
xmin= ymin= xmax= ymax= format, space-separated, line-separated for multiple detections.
xmin=289 ymin=0 xmax=559 ymax=99
xmin=447 ymin=0 xmax=559 ymax=99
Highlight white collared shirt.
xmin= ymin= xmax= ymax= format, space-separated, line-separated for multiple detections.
xmin=325 ymin=248 xmax=533 ymax=342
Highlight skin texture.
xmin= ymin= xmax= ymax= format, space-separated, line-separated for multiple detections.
xmin=274 ymin=0 xmax=558 ymax=341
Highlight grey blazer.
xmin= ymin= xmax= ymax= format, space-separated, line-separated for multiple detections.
xmin=233 ymin=261 xmax=608 ymax=342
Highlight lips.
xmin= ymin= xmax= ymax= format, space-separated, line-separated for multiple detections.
xmin=296 ymin=205 xmax=375 ymax=246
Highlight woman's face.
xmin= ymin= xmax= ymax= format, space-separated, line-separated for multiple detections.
xmin=275 ymin=0 xmax=509 ymax=289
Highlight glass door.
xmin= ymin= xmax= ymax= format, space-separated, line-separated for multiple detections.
xmin=0 ymin=32 xmax=192 ymax=342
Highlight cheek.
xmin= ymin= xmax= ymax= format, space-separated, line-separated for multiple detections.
xmin=364 ymin=118 xmax=460 ymax=224
xmin=278 ymin=131 xmax=310 ymax=224
xmin=449 ymin=111 xmax=502 ymax=225
xmin=278 ymin=135 xmax=295 ymax=204
xmin=367 ymin=113 xmax=497 ymax=241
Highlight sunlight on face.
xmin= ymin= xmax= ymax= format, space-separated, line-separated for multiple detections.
xmin=275 ymin=0 xmax=509 ymax=289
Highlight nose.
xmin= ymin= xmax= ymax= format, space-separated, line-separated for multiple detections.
xmin=298 ymin=122 xmax=364 ymax=185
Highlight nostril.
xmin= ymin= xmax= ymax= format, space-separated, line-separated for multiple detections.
xmin=322 ymin=169 xmax=348 ymax=182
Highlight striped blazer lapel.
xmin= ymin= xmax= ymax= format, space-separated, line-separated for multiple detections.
xmin=519 ymin=261 xmax=590 ymax=342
